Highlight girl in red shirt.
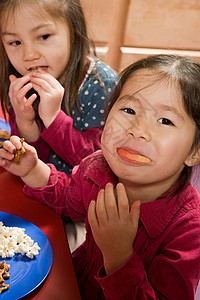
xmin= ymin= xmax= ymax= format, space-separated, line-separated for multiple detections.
xmin=0 ymin=54 xmax=200 ymax=299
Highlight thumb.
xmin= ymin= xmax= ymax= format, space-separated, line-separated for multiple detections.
xmin=9 ymin=74 xmax=17 ymax=82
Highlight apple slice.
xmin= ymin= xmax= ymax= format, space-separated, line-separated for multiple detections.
xmin=117 ymin=148 xmax=151 ymax=163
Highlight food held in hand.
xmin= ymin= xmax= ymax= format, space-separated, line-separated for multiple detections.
xmin=14 ymin=138 xmax=26 ymax=163
xmin=117 ymin=148 xmax=151 ymax=163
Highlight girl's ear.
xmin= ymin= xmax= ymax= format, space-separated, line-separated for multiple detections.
xmin=185 ymin=147 xmax=200 ymax=167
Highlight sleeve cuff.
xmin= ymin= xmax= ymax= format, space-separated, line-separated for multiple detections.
xmin=41 ymin=110 xmax=71 ymax=141
xmin=95 ymin=250 xmax=146 ymax=298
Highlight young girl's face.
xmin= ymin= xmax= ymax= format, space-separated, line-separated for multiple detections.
xmin=101 ymin=70 xmax=199 ymax=193
xmin=1 ymin=5 xmax=70 ymax=79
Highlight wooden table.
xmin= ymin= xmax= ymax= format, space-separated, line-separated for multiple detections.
xmin=0 ymin=168 xmax=81 ymax=300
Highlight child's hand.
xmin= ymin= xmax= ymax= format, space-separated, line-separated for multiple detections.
xmin=9 ymin=75 xmax=40 ymax=141
xmin=30 ymin=70 xmax=64 ymax=128
xmin=88 ymin=182 xmax=141 ymax=275
xmin=0 ymin=135 xmax=38 ymax=177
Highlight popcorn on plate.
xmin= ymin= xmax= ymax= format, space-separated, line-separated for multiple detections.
xmin=0 ymin=221 xmax=40 ymax=259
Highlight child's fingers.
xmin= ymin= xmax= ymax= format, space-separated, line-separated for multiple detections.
xmin=30 ymin=71 xmax=64 ymax=93
xmin=88 ymin=200 xmax=99 ymax=230
xmin=31 ymin=78 xmax=50 ymax=93
xmin=4 ymin=136 xmax=34 ymax=155
xmin=31 ymin=69 xmax=55 ymax=84
xmin=24 ymin=93 xmax=38 ymax=108
xmin=30 ymin=72 xmax=55 ymax=91
xmin=3 ymin=139 xmax=16 ymax=153
xmin=11 ymin=138 xmax=36 ymax=156
xmin=0 ymin=147 xmax=14 ymax=161
xmin=9 ymin=74 xmax=17 ymax=82
xmin=130 ymin=200 xmax=141 ymax=228
xmin=17 ymin=82 xmax=33 ymax=100
xmin=95 ymin=189 xmax=108 ymax=226
xmin=9 ymin=75 xmax=31 ymax=88
xmin=116 ymin=183 xmax=130 ymax=219
xmin=0 ymin=158 xmax=8 ymax=167
xmin=116 ymin=183 xmax=140 ymax=234
xmin=9 ymin=75 xmax=33 ymax=103
xmin=9 ymin=136 xmax=24 ymax=149
xmin=104 ymin=183 xmax=119 ymax=221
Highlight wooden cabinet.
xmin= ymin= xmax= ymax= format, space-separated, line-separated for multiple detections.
xmin=81 ymin=0 xmax=200 ymax=72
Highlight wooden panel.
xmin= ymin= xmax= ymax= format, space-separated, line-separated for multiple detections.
xmin=120 ymin=50 xmax=200 ymax=72
xmin=81 ymin=0 xmax=200 ymax=72
xmin=124 ymin=0 xmax=200 ymax=50
xmin=104 ymin=0 xmax=130 ymax=71
xmin=80 ymin=0 xmax=114 ymax=45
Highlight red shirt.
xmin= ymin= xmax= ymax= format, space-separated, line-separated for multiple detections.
xmin=10 ymin=109 xmax=102 ymax=166
xmin=24 ymin=151 xmax=200 ymax=300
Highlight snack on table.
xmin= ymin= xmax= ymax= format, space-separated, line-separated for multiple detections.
xmin=0 ymin=130 xmax=10 ymax=140
xmin=0 ymin=261 xmax=10 ymax=283
xmin=0 ymin=283 xmax=10 ymax=294
xmin=0 ymin=222 xmax=40 ymax=259
xmin=14 ymin=138 xmax=26 ymax=163
xmin=0 ymin=130 xmax=10 ymax=149
xmin=0 ymin=261 xmax=10 ymax=294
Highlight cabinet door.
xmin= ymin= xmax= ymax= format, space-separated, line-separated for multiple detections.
xmin=81 ymin=0 xmax=200 ymax=71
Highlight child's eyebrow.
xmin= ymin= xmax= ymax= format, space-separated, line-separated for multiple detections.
xmin=158 ymin=104 xmax=184 ymax=119
xmin=118 ymin=94 xmax=135 ymax=102
xmin=31 ymin=23 xmax=54 ymax=33
xmin=1 ymin=31 xmax=16 ymax=37
xmin=2 ymin=23 xmax=53 ymax=36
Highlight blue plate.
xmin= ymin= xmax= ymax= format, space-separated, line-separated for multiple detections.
xmin=0 ymin=119 xmax=11 ymax=148
xmin=0 ymin=212 xmax=53 ymax=299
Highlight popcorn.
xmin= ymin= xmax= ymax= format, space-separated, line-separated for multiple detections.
xmin=0 ymin=222 xmax=40 ymax=259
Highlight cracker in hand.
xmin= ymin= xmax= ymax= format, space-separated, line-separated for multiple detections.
xmin=14 ymin=138 xmax=26 ymax=163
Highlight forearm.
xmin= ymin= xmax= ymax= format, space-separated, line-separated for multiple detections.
xmin=23 ymin=163 xmax=86 ymax=217
xmin=16 ymin=119 xmax=40 ymax=142
xmin=10 ymin=108 xmax=39 ymax=141
xmin=21 ymin=159 xmax=51 ymax=188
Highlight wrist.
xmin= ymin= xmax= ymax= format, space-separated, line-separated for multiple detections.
xmin=17 ymin=120 xmax=40 ymax=141
xmin=103 ymin=249 xmax=133 ymax=275
xmin=21 ymin=160 xmax=51 ymax=188
xmin=42 ymin=110 xmax=60 ymax=128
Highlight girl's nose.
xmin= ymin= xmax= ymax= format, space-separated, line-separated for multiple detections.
xmin=127 ymin=117 xmax=152 ymax=141
xmin=23 ymin=44 xmax=40 ymax=61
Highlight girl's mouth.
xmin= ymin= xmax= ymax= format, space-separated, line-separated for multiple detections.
xmin=27 ymin=66 xmax=48 ymax=74
xmin=117 ymin=148 xmax=151 ymax=163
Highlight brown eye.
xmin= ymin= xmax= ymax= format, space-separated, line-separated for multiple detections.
xmin=121 ymin=108 xmax=136 ymax=115
xmin=158 ymin=118 xmax=174 ymax=125
xmin=40 ymin=34 xmax=50 ymax=41
xmin=9 ymin=40 xmax=21 ymax=46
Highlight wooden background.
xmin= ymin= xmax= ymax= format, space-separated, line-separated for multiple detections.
xmin=81 ymin=0 xmax=200 ymax=72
